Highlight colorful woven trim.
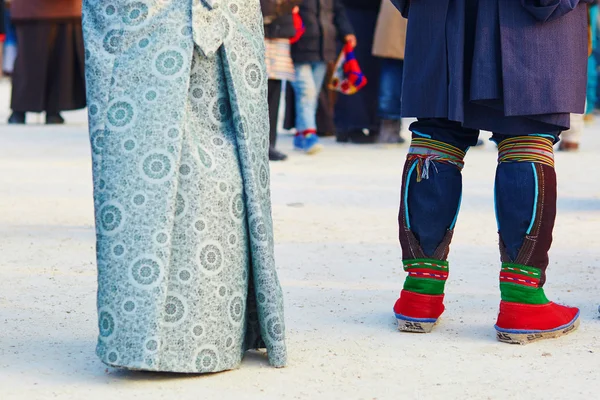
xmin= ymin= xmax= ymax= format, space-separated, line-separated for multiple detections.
xmin=497 ymin=136 xmax=554 ymax=168
xmin=403 ymin=259 xmax=449 ymax=296
xmin=499 ymin=263 xmax=549 ymax=305
xmin=408 ymin=138 xmax=466 ymax=182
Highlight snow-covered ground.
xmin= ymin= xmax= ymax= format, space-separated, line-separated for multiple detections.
xmin=1 ymin=78 xmax=599 ymax=400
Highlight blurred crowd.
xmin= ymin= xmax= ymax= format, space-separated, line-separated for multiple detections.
xmin=0 ymin=0 xmax=598 ymax=157
xmin=0 ymin=0 xmax=85 ymax=124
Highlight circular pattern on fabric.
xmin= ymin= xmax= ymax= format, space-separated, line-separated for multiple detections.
xmin=218 ymin=285 xmax=227 ymax=297
xmin=98 ymin=202 xmax=125 ymax=236
xmin=107 ymin=100 xmax=135 ymax=130
xmin=112 ymin=242 xmax=126 ymax=258
xmin=235 ymin=115 xmax=249 ymax=140
xmin=230 ymin=193 xmax=244 ymax=220
xmin=175 ymin=192 xmax=188 ymax=220
xmin=265 ymin=315 xmax=284 ymax=342
xmin=139 ymin=37 xmax=150 ymax=48
xmin=192 ymin=324 xmax=204 ymax=338
xmin=249 ymin=217 xmax=268 ymax=243
xmin=103 ymin=29 xmax=124 ymax=54
xmin=259 ymin=163 xmax=269 ymax=189
xmin=166 ymin=127 xmax=181 ymax=140
xmin=180 ymin=25 xmax=193 ymax=37
xmin=211 ymin=98 xmax=232 ymax=123
xmin=144 ymin=89 xmax=158 ymax=102
xmin=199 ymin=243 xmax=224 ymax=275
xmin=153 ymin=48 xmax=186 ymax=79
xmin=140 ymin=151 xmax=175 ymax=183
xmin=163 ymin=295 xmax=187 ymax=326
xmin=131 ymin=192 xmax=146 ymax=207
xmin=89 ymin=104 xmax=99 ymax=116
xmin=178 ymin=269 xmax=192 ymax=283
xmin=194 ymin=219 xmax=206 ymax=233
xmin=190 ymin=85 xmax=204 ymax=101
xmin=244 ymin=62 xmax=262 ymax=90
xmin=91 ymin=130 xmax=106 ymax=154
xmin=153 ymin=230 xmax=170 ymax=247
xmin=129 ymin=256 xmax=163 ymax=288
xmin=228 ymin=233 xmax=238 ymax=247
xmin=107 ymin=350 xmax=119 ymax=364
xmin=122 ymin=138 xmax=137 ymax=152
xmin=105 ymin=5 xmax=117 ymax=16
xmin=98 ymin=309 xmax=116 ymax=339
xmin=228 ymin=294 xmax=244 ymax=325
xmin=122 ymin=298 xmax=136 ymax=314
xmin=179 ymin=163 xmax=192 ymax=177
xmin=144 ymin=338 xmax=160 ymax=353
xmin=197 ymin=146 xmax=214 ymax=170
xmin=195 ymin=347 xmax=220 ymax=373
xmin=122 ymin=2 xmax=149 ymax=26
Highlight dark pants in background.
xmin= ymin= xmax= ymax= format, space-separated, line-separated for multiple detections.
xmin=378 ymin=58 xmax=403 ymax=120
xmin=334 ymin=7 xmax=381 ymax=139
xmin=268 ymin=79 xmax=283 ymax=149
xmin=11 ymin=20 xmax=86 ymax=113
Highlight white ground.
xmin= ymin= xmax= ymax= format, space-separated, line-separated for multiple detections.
xmin=1 ymin=78 xmax=600 ymax=400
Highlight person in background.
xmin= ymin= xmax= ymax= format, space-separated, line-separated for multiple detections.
xmin=371 ymin=0 xmax=407 ymax=144
xmin=560 ymin=2 xmax=597 ymax=152
xmin=334 ymin=0 xmax=382 ymax=144
xmin=291 ymin=0 xmax=355 ymax=154
xmin=2 ymin=0 xmax=17 ymax=76
xmin=392 ymin=0 xmax=588 ymax=344
xmin=8 ymin=0 xmax=86 ymax=124
xmin=261 ymin=0 xmax=301 ymax=162
xmin=584 ymin=1 xmax=599 ymax=123
xmin=0 ymin=1 xmax=5 ymax=73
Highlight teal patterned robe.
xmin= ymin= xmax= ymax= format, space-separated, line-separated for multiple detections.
xmin=82 ymin=0 xmax=287 ymax=372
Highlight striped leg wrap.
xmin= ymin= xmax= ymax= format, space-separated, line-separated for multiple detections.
xmin=500 ymin=263 xmax=549 ymax=305
xmin=403 ymin=259 xmax=449 ymax=295
xmin=408 ymin=138 xmax=466 ymax=182
xmin=497 ymin=136 xmax=554 ymax=168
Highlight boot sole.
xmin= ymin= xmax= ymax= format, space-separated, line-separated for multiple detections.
xmin=495 ymin=313 xmax=580 ymax=345
xmin=396 ymin=315 xmax=438 ymax=333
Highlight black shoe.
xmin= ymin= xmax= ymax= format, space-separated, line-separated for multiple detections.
xmin=46 ymin=113 xmax=65 ymax=125
xmin=8 ymin=112 xmax=25 ymax=124
xmin=349 ymin=129 xmax=377 ymax=144
xmin=269 ymin=148 xmax=288 ymax=161
xmin=336 ymin=131 xmax=350 ymax=143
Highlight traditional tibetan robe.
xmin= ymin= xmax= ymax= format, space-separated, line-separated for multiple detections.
xmin=82 ymin=0 xmax=287 ymax=373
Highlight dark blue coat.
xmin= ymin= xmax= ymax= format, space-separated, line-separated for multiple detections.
xmin=392 ymin=0 xmax=593 ymax=134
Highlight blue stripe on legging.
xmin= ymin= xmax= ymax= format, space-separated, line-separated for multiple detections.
xmin=404 ymin=162 xmax=418 ymax=230
xmin=527 ymin=163 xmax=539 ymax=235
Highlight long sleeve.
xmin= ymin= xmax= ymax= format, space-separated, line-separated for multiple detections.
xmin=333 ymin=0 xmax=354 ymax=37
xmin=521 ymin=0 xmax=595 ymax=22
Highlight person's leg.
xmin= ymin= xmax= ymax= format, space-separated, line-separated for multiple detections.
xmin=493 ymin=133 xmax=579 ymax=343
xmin=267 ymin=79 xmax=287 ymax=161
xmin=394 ymin=118 xmax=479 ymax=332
xmin=377 ymin=58 xmax=404 ymax=144
xmin=290 ymin=62 xmax=322 ymax=154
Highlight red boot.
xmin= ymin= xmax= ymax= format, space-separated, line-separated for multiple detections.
xmin=495 ymin=301 xmax=580 ymax=344
xmin=393 ymin=290 xmax=445 ymax=333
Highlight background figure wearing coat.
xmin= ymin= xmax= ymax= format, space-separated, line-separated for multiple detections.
xmin=333 ymin=0 xmax=382 ymax=144
xmin=371 ymin=0 xmax=407 ymax=144
xmin=8 ymin=0 xmax=86 ymax=124
xmin=392 ymin=0 xmax=590 ymax=343
xmin=261 ymin=0 xmax=299 ymax=162
xmin=291 ymin=0 xmax=355 ymax=154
